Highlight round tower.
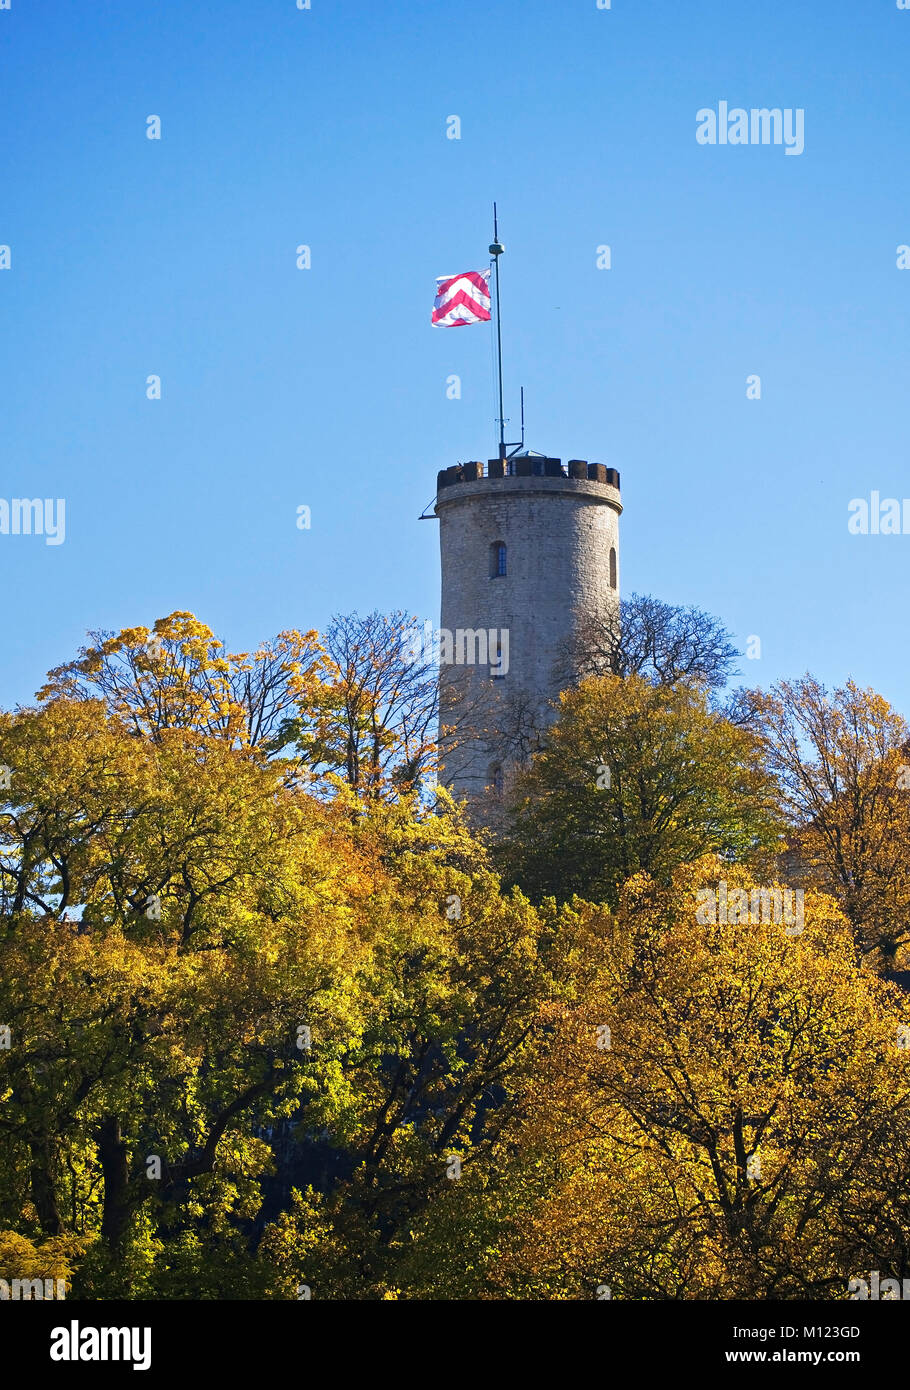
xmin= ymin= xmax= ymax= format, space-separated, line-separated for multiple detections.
xmin=435 ymin=454 xmax=622 ymax=804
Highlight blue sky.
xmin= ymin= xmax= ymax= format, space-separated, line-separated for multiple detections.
xmin=1 ymin=0 xmax=908 ymax=712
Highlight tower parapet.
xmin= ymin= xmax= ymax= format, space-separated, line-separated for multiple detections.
xmin=437 ymin=459 xmax=621 ymax=490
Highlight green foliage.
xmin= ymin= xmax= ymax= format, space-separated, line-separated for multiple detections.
xmin=1 ymin=612 xmax=909 ymax=1300
xmin=497 ymin=674 xmax=782 ymax=906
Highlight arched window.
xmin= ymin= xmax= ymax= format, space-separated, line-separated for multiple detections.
xmin=490 ymin=541 xmax=507 ymax=578
xmin=489 ymin=764 xmax=504 ymax=796
xmin=609 ymin=546 xmax=617 ymax=590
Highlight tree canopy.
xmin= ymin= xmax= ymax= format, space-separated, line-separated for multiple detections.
xmin=2 ymin=609 xmax=910 ymax=1300
xmin=497 ymin=673 xmax=782 ymax=906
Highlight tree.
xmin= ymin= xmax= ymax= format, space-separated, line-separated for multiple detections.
xmin=558 ymin=593 xmax=740 ymax=693
xmin=0 ymin=695 xmax=369 ymax=1291
xmin=0 ymin=622 xmax=565 ymax=1299
xmin=37 ymin=611 xmax=330 ymax=756
xmin=254 ymin=786 xmax=582 ymax=1299
xmin=498 ymin=674 xmax=781 ymax=906
xmin=11 ymin=609 xmax=910 ymax=1303
xmin=487 ymin=861 xmax=910 ymax=1300
xmin=297 ymin=610 xmax=439 ymax=800
xmin=749 ymin=677 xmax=910 ymax=967
xmin=37 ymin=608 xmax=443 ymax=802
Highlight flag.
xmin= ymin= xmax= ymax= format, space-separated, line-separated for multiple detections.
xmin=431 ymin=269 xmax=492 ymax=327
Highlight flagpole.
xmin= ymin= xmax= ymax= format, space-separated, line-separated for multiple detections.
xmin=490 ymin=203 xmax=506 ymax=461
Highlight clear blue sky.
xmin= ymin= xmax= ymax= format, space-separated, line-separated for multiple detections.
xmin=1 ymin=0 xmax=908 ymax=712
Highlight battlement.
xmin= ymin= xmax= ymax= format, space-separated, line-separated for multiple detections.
xmin=436 ymin=458 xmax=621 ymax=492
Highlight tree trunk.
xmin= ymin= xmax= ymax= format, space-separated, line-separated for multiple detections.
xmin=98 ymin=1115 xmax=131 ymax=1251
xmin=29 ymin=1136 xmax=63 ymax=1235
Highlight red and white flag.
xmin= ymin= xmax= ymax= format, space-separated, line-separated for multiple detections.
xmin=431 ymin=269 xmax=492 ymax=327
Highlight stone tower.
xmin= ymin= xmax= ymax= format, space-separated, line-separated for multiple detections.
xmin=435 ymin=453 xmax=622 ymax=804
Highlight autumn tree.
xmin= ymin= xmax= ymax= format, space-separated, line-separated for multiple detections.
xmin=750 ymin=676 xmax=910 ymax=967
xmin=558 ymin=593 xmax=740 ymax=693
xmin=37 ymin=611 xmax=330 ymax=756
xmin=0 ymin=691 xmax=373 ymax=1292
xmin=38 ymin=608 xmax=445 ymax=802
xmin=486 ymin=861 xmax=910 ymax=1300
xmin=296 ymin=610 xmax=439 ymax=799
xmin=10 ymin=610 xmax=910 ymax=1303
xmin=498 ymin=674 xmax=781 ymax=906
xmin=0 ymin=616 xmax=567 ymax=1299
xmin=291 ymin=853 xmax=577 ymax=1298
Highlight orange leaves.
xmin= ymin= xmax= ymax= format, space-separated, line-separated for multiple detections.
xmin=494 ymin=862 xmax=910 ymax=1299
xmin=750 ymin=678 xmax=910 ymax=966
xmin=37 ymin=612 xmax=332 ymax=756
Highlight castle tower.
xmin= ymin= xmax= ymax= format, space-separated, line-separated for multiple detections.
xmin=435 ymin=453 xmax=622 ymax=804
